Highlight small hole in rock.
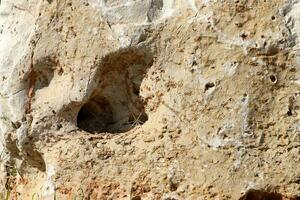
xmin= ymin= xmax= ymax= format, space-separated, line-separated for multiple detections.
xmin=58 ymin=67 xmax=64 ymax=76
xmin=205 ymin=82 xmax=215 ymax=92
xmin=242 ymin=94 xmax=248 ymax=102
xmin=287 ymin=108 xmax=293 ymax=116
xmin=56 ymin=124 xmax=63 ymax=130
xmin=269 ymin=75 xmax=277 ymax=83
xmin=241 ymin=33 xmax=248 ymax=39
xmin=271 ymin=16 xmax=276 ymax=20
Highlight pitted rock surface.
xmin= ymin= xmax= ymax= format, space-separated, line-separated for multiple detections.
xmin=0 ymin=0 xmax=299 ymax=199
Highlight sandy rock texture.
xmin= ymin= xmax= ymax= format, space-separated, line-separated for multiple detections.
xmin=0 ymin=0 xmax=299 ymax=199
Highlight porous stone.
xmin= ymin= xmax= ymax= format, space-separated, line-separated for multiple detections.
xmin=0 ymin=0 xmax=299 ymax=199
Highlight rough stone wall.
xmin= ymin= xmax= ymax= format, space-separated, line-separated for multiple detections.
xmin=0 ymin=0 xmax=299 ymax=199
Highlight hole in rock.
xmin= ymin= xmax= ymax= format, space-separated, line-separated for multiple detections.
xmin=239 ymin=189 xmax=299 ymax=200
xmin=269 ymin=75 xmax=277 ymax=83
xmin=287 ymin=108 xmax=293 ymax=116
xmin=204 ymin=82 xmax=215 ymax=92
xmin=77 ymin=47 xmax=153 ymax=134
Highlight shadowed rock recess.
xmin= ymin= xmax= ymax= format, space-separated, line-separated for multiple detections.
xmin=77 ymin=48 xmax=152 ymax=133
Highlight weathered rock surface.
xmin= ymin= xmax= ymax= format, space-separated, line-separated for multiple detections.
xmin=0 ymin=0 xmax=299 ymax=199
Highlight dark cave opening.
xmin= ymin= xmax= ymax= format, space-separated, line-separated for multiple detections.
xmin=77 ymin=47 xmax=152 ymax=134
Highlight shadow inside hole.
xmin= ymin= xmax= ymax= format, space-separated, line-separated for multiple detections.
xmin=77 ymin=47 xmax=152 ymax=134
xmin=204 ymin=82 xmax=215 ymax=92
xmin=77 ymin=96 xmax=113 ymax=133
xmin=269 ymin=75 xmax=277 ymax=83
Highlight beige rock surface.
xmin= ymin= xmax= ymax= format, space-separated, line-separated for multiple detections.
xmin=0 ymin=0 xmax=299 ymax=199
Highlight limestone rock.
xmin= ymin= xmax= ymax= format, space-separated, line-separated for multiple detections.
xmin=0 ymin=0 xmax=299 ymax=199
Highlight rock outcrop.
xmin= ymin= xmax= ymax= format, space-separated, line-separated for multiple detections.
xmin=0 ymin=0 xmax=299 ymax=199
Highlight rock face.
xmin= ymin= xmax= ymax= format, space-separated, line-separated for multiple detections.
xmin=0 ymin=0 xmax=299 ymax=199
